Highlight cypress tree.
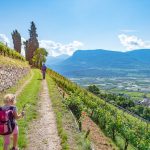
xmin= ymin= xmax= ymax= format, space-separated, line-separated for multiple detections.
xmin=11 ymin=30 xmax=22 ymax=53
xmin=24 ymin=21 xmax=39 ymax=65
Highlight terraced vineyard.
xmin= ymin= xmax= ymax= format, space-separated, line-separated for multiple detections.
xmin=0 ymin=42 xmax=25 ymax=61
xmin=0 ymin=55 xmax=149 ymax=149
xmin=47 ymin=69 xmax=150 ymax=150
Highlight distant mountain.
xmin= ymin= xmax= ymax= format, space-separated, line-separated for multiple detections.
xmin=126 ymin=49 xmax=150 ymax=65
xmin=50 ymin=49 xmax=150 ymax=77
xmin=46 ymin=54 xmax=69 ymax=67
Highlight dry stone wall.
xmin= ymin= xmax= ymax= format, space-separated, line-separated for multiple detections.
xmin=0 ymin=65 xmax=30 ymax=92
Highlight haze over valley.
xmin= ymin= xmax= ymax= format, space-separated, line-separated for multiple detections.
xmin=46 ymin=49 xmax=150 ymax=105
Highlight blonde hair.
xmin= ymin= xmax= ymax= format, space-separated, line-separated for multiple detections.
xmin=4 ymin=94 xmax=16 ymax=104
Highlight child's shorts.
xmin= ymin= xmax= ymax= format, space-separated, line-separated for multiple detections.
xmin=3 ymin=125 xmax=19 ymax=145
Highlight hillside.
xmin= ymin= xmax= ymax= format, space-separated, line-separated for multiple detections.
xmin=1 ymin=55 xmax=149 ymax=150
xmin=0 ymin=56 xmax=117 ymax=150
xmin=0 ymin=55 xmax=28 ymax=67
xmin=0 ymin=55 xmax=30 ymax=92
xmin=126 ymin=49 xmax=150 ymax=64
xmin=46 ymin=54 xmax=69 ymax=67
xmin=48 ymin=68 xmax=150 ymax=150
xmin=50 ymin=49 xmax=150 ymax=77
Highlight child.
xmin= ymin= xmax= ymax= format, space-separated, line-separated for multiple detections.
xmin=2 ymin=94 xmax=24 ymax=150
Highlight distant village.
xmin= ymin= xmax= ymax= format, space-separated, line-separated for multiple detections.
xmin=137 ymin=97 xmax=150 ymax=107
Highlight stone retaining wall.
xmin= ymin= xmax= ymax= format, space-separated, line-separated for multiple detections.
xmin=0 ymin=65 xmax=30 ymax=92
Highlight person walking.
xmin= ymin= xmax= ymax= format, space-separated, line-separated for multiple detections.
xmin=41 ymin=64 xmax=47 ymax=79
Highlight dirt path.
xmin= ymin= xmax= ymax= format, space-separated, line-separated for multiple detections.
xmin=26 ymin=79 xmax=61 ymax=150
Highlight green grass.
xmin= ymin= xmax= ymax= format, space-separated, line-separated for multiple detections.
xmin=46 ymin=76 xmax=69 ymax=150
xmin=115 ymin=135 xmax=136 ymax=150
xmin=0 ymin=70 xmax=32 ymax=105
xmin=110 ymin=89 xmax=145 ymax=101
xmin=16 ymin=69 xmax=42 ymax=148
xmin=0 ymin=69 xmax=42 ymax=149
xmin=0 ymin=55 xmax=29 ymax=67
xmin=46 ymin=76 xmax=91 ymax=150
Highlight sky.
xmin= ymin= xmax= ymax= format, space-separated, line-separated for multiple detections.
xmin=0 ymin=0 xmax=150 ymax=56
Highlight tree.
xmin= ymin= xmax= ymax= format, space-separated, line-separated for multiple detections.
xmin=32 ymin=48 xmax=48 ymax=68
xmin=24 ymin=21 xmax=39 ymax=65
xmin=24 ymin=40 xmax=29 ymax=61
xmin=143 ymin=107 xmax=150 ymax=120
xmin=29 ymin=21 xmax=38 ymax=38
xmin=87 ymin=85 xmax=100 ymax=95
xmin=11 ymin=30 xmax=21 ymax=53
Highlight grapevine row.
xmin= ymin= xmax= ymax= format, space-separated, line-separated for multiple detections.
xmin=47 ymin=69 xmax=150 ymax=150
xmin=0 ymin=42 xmax=25 ymax=61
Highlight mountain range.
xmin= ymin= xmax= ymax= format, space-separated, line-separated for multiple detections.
xmin=47 ymin=49 xmax=150 ymax=77
xmin=46 ymin=54 xmax=69 ymax=67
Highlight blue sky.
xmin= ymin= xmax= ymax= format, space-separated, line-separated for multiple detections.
xmin=0 ymin=0 xmax=150 ymax=56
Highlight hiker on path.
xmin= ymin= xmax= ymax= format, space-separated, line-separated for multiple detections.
xmin=0 ymin=94 xmax=25 ymax=150
xmin=41 ymin=64 xmax=47 ymax=79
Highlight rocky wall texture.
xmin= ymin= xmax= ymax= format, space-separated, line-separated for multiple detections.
xmin=0 ymin=65 xmax=30 ymax=92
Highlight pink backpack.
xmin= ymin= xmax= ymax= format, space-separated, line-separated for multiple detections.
xmin=0 ymin=106 xmax=15 ymax=135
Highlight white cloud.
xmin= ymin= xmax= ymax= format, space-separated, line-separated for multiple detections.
xmin=21 ymin=37 xmax=26 ymax=56
xmin=118 ymin=34 xmax=150 ymax=50
xmin=0 ymin=34 xmax=10 ymax=46
xmin=39 ymin=40 xmax=83 ymax=56
xmin=21 ymin=37 xmax=26 ymax=43
xmin=0 ymin=33 xmax=83 ymax=56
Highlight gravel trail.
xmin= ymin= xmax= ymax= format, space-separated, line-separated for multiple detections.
xmin=26 ymin=79 xmax=61 ymax=150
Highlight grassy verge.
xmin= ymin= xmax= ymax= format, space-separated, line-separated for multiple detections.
xmin=46 ymin=76 xmax=91 ymax=150
xmin=16 ymin=69 xmax=42 ymax=148
xmin=0 ymin=69 xmax=42 ymax=149
xmin=0 ymin=70 xmax=32 ymax=105
xmin=46 ymin=76 xmax=69 ymax=149
xmin=0 ymin=55 xmax=29 ymax=67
